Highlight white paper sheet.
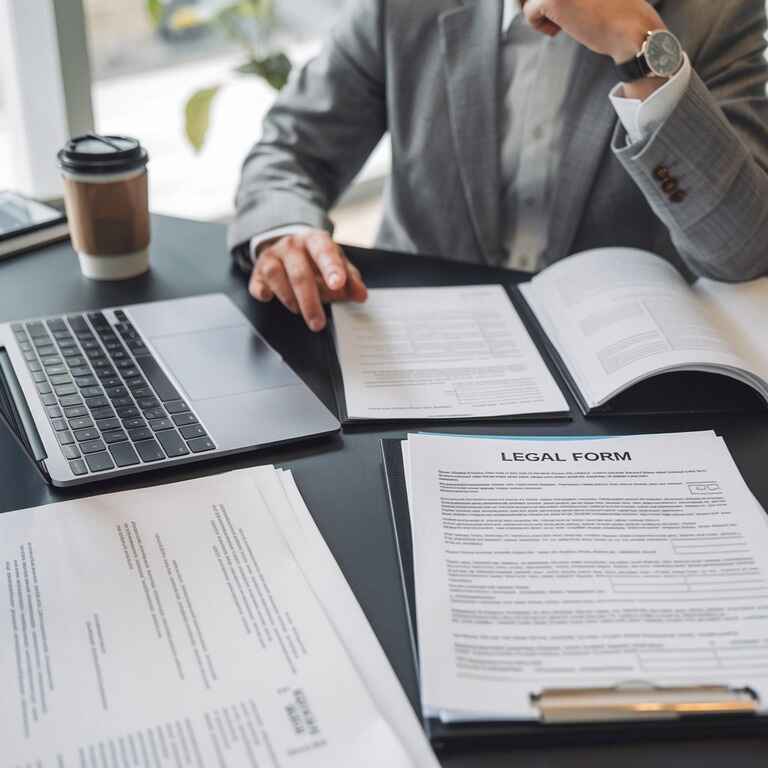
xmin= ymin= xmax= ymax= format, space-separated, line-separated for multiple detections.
xmin=405 ymin=431 xmax=768 ymax=721
xmin=1 ymin=470 xmax=413 ymax=766
xmin=331 ymin=285 xmax=568 ymax=419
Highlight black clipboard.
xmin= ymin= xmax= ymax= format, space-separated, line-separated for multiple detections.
xmin=380 ymin=438 xmax=768 ymax=751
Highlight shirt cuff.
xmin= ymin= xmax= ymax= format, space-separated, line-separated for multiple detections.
xmin=249 ymin=224 xmax=314 ymax=263
xmin=610 ymin=53 xmax=692 ymax=145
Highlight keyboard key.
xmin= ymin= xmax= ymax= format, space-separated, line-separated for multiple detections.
xmin=99 ymin=377 xmax=122 ymax=389
xmin=187 ymin=436 xmax=216 ymax=453
xmin=66 ymin=356 xmax=86 ymax=368
xmin=57 ymin=429 xmax=74 ymax=446
xmin=91 ymin=359 xmax=111 ymax=370
xmin=32 ymin=371 xmax=47 ymax=384
xmin=61 ymin=347 xmax=83 ymax=358
xmin=109 ymin=350 xmax=128 ymax=361
xmin=104 ymin=386 xmax=128 ymax=399
xmin=116 ymin=405 xmax=139 ymax=418
xmin=135 ymin=356 xmax=180 ymax=402
xmin=109 ymin=442 xmax=139 ymax=467
xmin=67 ymin=315 xmax=88 ymax=332
xmin=54 ymin=384 xmax=77 ymax=397
xmin=46 ymin=404 xmax=62 ymax=418
xmin=156 ymin=429 xmax=189 ymax=457
xmin=62 ymin=443 xmax=81 ymax=460
xmin=85 ymin=451 xmax=114 ymax=472
xmin=75 ymin=375 xmax=98 ymax=388
xmin=23 ymin=350 xmax=37 ymax=363
xmin=36 ymin=382 xmax=52 ymax=395
xmin=81 ymin=439 xmax=107 ymax=455
xmin=120 ymin=366 xmax=139 ymax=378
xmin=90 ymin=405 xmax=115 ymax=420
xmin=64 ymin=404 xmax=89 ymax=418
xmin=114 ymin=310 xmax=128 ymax=322
xmin=36 ymin=344 xmax=57 ymax=357
xmin=50 ymin=373 xmax=73 ymax=386
xmin=69 ymin=416 xmax=94 ymax=430
xmin=111 ymin=396 xmax=134 ymax=408
xmin=96 ymin=417 xmax=121 ymax=432
xmin=87 ymin=311 xmax=108 ymax=328
xmin=51 ymin=418 xmax=68 ymax=432
xmin=59 ymin=394 xmax=83 ymax=407
xmin=142 ymin=407 xmax=165 ymax=420
xmin=96 ymin=366 xmax=118 ymax=380
xmin=137 ymin=397 xmax=160 ymax=410
xmin=45 ymin=365 xmax=68 ymax=376
xmin=122 ymin=417 xmax=146 ymax=430
xmin=149 ymin=418 xmax=173 ymax=432
xmin=80 ymin=339 xmax=100 ymax=351
xmin=74 ymin=427 xmax=100 ymax=442
xmin=46 ymin=318 xmax=67 ymax=332
xmin=128 ymin=426 xmax=153 ymax=442
xmin=69 ymin=458 xmax=88 ymax=476
xmin=165 ymin=400 xmax=190 ymax=414
xmin=103 ymin=429 xmax=128 ymax=445
xmin=27 ymin=361 xmax=42 ymax=373
xmin=40 ymin=393 xmax=57 ymax=406
xmin=180 ymin=424 xmax=207 ymax=440
xmin=172 ymin=412 xmax=198 ymax=427
xmin=85 ymin=395 xmax=109 ymax=409
xmin=69 ymin=366 xmax=91 ymax=377
xmin=135 ymin=439 xmax=165 ymax=462
xmin=26 ymin=321 xmax=47 ymax=337
xmin=131 ymin=387 xmax=152 ymax=399
xmin=81 ymin=386 xmax=103 ymax=398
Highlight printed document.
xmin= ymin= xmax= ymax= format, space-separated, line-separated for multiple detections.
xmin=331 ymin=285 xmax=568 ymax=419
xmin=1 ymin=468 xmax=420 ymax=766
xmin=405 ymin=432 xmax=768 ymax=721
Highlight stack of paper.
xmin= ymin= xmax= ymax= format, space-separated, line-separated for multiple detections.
xmin=402 ymin=431 xmax=768 ymax=723
xmin=1 ymin=467 xmax=438 ymax=767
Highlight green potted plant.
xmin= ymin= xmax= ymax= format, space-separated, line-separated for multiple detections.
xmin=146 ymin=0 xmax=292 ymax=152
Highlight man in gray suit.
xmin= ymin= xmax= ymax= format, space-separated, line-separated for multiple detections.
xmin=229 ymin=0 xmax=768 ymax=331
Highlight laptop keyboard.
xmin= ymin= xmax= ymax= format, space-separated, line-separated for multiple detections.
xmin=10 ymin=310 xmax=215 ymax=477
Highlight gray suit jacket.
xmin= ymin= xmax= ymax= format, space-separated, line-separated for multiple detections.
xmin=229 ymin=0 xmax=768 ymax=281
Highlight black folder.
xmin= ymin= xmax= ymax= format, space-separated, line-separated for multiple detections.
xmin=380 ymin=438 xmax=768 ymax=751
xmin=327 ymin=283 xmax=766 ymax=425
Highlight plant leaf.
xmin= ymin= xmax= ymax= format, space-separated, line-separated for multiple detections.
xmin=146 ymin=0 xmax=164 ymax=27
xmin=184 ymin=85 xmax=221 ymax=153
xmin=235 ymin=53 xmax=291 ymax=90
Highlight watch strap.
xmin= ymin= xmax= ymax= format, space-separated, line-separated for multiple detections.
xmin=615 ymin=53 xmax=653 ymax=83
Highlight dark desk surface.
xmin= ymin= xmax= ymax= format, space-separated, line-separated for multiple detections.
xmin=2 ymin=215 xmax=767 ymax=767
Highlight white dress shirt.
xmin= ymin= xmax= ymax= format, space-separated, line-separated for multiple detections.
xmin=251 ymin=0 xmax=691 ymax=270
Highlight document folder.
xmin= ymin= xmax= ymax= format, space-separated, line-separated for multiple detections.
xmin=380 ymin=438 xmax=768 ymax=750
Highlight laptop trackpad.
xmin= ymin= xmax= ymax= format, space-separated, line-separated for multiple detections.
xmin=151 ymin=326 xmax=298 ymax=402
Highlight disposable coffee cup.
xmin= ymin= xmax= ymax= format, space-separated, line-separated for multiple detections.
xmin=58 ymin=134 xmax=151 ymax=280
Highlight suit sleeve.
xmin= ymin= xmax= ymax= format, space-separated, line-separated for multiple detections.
xmin=612 ymin=1 xmax=768 ymax=281
xmin=227 ymin=0 xmax=387 ymax=253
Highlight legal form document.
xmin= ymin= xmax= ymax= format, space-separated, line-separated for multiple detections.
xmin=405 ymin=432 xmax=768 ymax=722
xmin=331 ymin=286 xmax=568 ymax=419
xmin=1 ymin=468 xmax=428 ymax=767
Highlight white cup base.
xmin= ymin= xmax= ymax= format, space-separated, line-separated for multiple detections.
xmin=77 ymin=249 xmax=150 ymax=281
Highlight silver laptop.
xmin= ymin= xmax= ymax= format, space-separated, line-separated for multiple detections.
xmin=0 ymin=293 xmax=339 ymax=486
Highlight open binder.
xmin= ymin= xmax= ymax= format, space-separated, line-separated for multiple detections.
xmin=327 ymin=280 xmax=765 ymax=425
xmin=380 ymin=438 xmax=768 ymax=749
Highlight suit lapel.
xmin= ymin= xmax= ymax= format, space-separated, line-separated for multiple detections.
xmin=439 ymin=0 xmax=503 ymax=265
xmin=545 ymin=0 xmax=664 ymax=263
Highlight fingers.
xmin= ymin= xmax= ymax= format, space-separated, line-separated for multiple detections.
xmin=258 ymin=251 xmax=299 ymax=315
xmin=346 ymin=262 xmax=368 ymax=303
xmin=305 ymin=231 xmax=348 ymax=291
xmin=248 ymin=272 xmax=274 ymax=302
xmin=283 ymin=248 xmax=327 ymax=331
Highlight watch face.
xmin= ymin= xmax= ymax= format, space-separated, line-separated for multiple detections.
xmin=645 ymin=30 xmax=682 ymax=77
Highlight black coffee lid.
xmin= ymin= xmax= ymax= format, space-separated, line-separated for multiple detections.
xmin=57 ymin=134 xmax=149 ymax=175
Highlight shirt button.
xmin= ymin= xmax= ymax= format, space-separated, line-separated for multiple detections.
xmin=654 ymin=165 xmax=671 ymax=180
xmin=670 ymin=190 xmax=688 ymax=203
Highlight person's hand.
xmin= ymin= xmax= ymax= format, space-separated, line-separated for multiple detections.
xmin=522 ymin=0 xmax=665 ymax=64
xmin=249 ymin=230 xmax=368 ymax=332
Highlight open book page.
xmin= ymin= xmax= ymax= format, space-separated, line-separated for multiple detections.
xmin=1 ymin=470 xmax=413 ymax=767
xmin=331 ymin=285 xmax=568 ymax=419
xmin=693 ymin=277 xmax=768 ymax=388
xmin=405 ymin=431 xmax=768 ymax=722
xmin=519 ymin=248 xmax=762 ymax=409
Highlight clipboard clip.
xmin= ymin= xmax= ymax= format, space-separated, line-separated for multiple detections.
xmin=530 ymin=681 xmax=760 ymax=723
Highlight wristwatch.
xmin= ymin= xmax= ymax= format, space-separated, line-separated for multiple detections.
xmin=615 ymin=29 xmax=684 ymax=83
